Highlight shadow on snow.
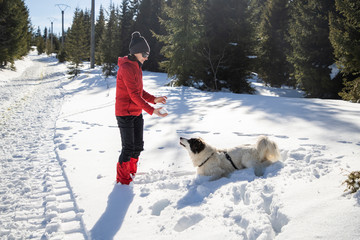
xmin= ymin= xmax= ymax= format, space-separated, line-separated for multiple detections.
xmin=90 ymin=185 xmax=134 ymax=239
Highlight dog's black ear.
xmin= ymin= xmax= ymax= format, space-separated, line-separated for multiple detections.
xmin=189 ymin=138 xmax=205 ymax=154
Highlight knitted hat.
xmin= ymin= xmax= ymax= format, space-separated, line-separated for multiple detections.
xmin=129 ymin=31 xmax=150 ymax=55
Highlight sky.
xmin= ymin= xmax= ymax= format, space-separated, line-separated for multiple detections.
xmin=24 ymin=0 xmax=123 ymax=35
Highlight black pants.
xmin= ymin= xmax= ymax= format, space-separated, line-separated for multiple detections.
xmin=116 ymin=114 xmax=144 ymax=163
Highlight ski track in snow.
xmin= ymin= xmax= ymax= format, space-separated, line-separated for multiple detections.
xmin=0 ymin=52 xmax=88 ymax=240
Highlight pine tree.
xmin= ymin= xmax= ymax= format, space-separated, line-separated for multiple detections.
xmin=113 ymin=5 xmax=123 ymax=59
xmin=157 ymin=0 xmax=205 ymax=86
xmin=66 ymin=8 xmax=88 ymax=76
xmin=36 ymin=36 xmax=45 ymax=55
xmin=45 ymin=26 xmax=52 ymax=55
xmin=95 ymin=5 xmax=106 ymax=65
xmin=43 ymin=27 xmax=48 ymax=53
xmin=329 ymin=0 xmax=360 ymax=102
xmin=201 ymin=0 xmax=228 ymax=90
xmin=256 ymin=0 xmax=291 ymax=87
xmin=46 ymin=31 xmax=59 ymax=55
xmin=0 ymin=0 xmax=31 ymax=68
xmin=35 ymin=27 xmax=44 ymax=55
xmin=57 ymin=29 xmax=67 ymax=63
xmin=118 ymin=0 xmax=137 ymax=57
xmin=134 ymin=0 xmax=165 ymax=71
xmin=223 ymin=0 xmax=254 ymax=93
xmin=288 ymin=0 xmax=341 ymax=98
xmin=248 ymin=0 xmax=267 ymax=66
xmin=52 ymin=34 xmax=61 ymax=54
xmin=35 ymin=28 xmax=45 ymax=55
xmin=101 ymin=4 xmax=119 ymax=76
xmin=82 ymin=9 xmax=92 ymax=61
xmin=201 ymin=0 xmax=253 ymax=93
xmin=249 ymin=0 xmax=267 ymax=27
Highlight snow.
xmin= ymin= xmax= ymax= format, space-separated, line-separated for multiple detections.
xmin=1 ymin=51 xmax=360 ymax=240
xmin=330 ymin=63 xmax=340 ymax=80
xmin=247 ymin=72 xmax=304 ymax=98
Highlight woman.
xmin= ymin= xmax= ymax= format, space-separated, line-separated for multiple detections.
xmin=115 ymin=31 xmax=168 ymax=185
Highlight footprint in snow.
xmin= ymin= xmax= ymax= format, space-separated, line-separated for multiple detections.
xmin=151 ymin=199 xmax=171 ymax=216
xmin=173 ymin=213 xmax=205 ymax=232
xmin=298 ymin=137 xmax=309 ymax=140
xmin=289 ymin=152 xmax=306 ymax=161
xmin=140 ymin=188 xmax=150 ymax=197
xmin=274 ymin=135 xmax=289 ymax=139
xmin=58 ymin=144 xmax=66 ymax=150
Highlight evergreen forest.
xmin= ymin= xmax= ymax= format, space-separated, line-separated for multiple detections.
xmin=1 ymin=0 xmax=359 ymax=102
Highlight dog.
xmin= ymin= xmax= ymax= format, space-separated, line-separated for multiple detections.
xmin=179 ymin=136 xmax=280 ymax=178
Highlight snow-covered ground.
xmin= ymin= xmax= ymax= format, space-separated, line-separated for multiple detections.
xmin=1 ymin=51 xmax=360 ymax=240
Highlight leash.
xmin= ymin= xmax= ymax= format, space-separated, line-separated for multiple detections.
xmin=198 ymin=152 xmax=215 ymax=168
xmin=222 ymin=151 xmax=239 ymax=170
xmin=198 ymin=152 xmax=238 ymax=170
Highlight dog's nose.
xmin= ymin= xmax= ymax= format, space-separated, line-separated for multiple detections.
xmin=180 ymin=137 xmax=183 ymax=140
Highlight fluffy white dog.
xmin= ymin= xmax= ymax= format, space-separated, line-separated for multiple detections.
xmin=180 ymin=136 xmax=280 ymax=178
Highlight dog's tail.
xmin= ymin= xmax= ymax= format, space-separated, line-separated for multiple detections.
xmin=256 ymin=136 xmax=280 ymax=163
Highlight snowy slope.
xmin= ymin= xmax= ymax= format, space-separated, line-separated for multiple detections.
xmin=1 ymin=52 xmax=360 ymax=240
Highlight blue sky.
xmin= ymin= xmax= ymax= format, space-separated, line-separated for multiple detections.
xmin=24 ymin=0 xmax=122 ymax=35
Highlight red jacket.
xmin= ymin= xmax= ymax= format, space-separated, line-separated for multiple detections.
xmin=115 ymin=56 xmax=156 ymax=116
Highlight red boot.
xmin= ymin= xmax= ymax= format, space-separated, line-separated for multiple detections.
xmin=116 ymin=162 xmax=132 ymax=185
xmin=129 ymin=158 xmax=139 ymax=177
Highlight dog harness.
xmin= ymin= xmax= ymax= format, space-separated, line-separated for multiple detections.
xmin=221 ymin=151 xmax=239 ymax=170
xmin=198 ymin=153 xmax=215 ymax=168
xmin=198 ymin=152 xmax=239 ymax=170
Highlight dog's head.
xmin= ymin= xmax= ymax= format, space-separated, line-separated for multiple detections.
xmin=180 ymin=137 xmax=205 ymax=154
xmin=180 ymin=137 xmax=213 ymax=167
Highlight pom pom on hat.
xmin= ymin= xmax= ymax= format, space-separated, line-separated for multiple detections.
xmin=129 ymin=31 xmax=150 ymax=54
xmin=132 ymin=31 xmax=141 ymax=39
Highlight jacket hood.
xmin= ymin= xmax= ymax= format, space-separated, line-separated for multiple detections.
xmin=118 ymin=56 xmax=131 ymax=67
xmin=118 ymin=56 xmax=141 ymax=69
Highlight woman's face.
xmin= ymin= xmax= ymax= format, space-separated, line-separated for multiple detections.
xmin=134 ymin=52 xmax=149 ymax=64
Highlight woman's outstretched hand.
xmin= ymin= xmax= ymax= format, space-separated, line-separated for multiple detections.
xmin=154 ymin=107 xmax=168 ymax=117
xmin=154 ymin=96 xmax=167 ymax=104
xmin=154 ymin=96 xmax=168 ymax=117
